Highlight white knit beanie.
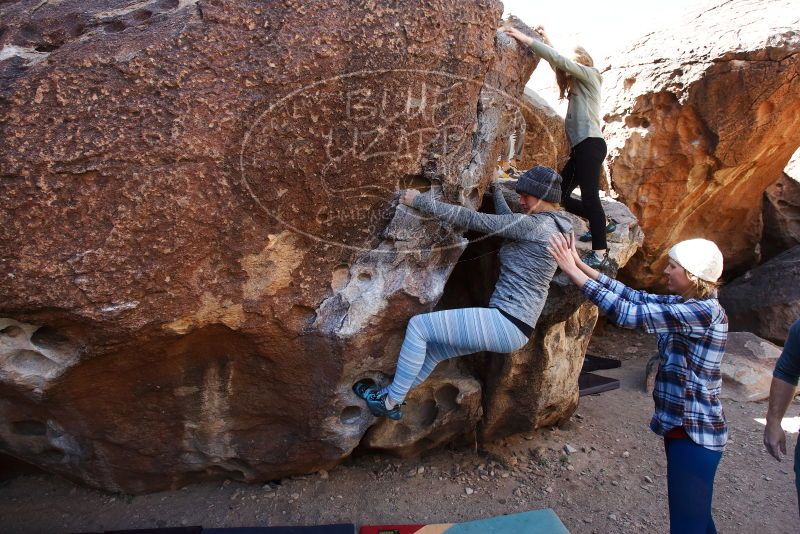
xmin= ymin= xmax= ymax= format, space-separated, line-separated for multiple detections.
xmin=668 ymin=239 xmax=724 ymax=283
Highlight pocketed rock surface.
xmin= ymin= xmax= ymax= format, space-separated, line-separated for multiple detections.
xmin=1 ymin=326 xmax=797 ymax=533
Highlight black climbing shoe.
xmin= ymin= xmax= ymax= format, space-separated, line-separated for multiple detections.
xmin=582 ymin=250 xmax=609 ymax=270
xmin=578 ymin=219 xmax=618 ymax=242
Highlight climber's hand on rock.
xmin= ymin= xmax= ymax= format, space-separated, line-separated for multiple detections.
xmin=400 ymin=189 xmax=420 ymax=206
xmin=501 ymin=26 xmax=533 ymax=46
xmin=533 ymin=25 xmax=551 ymax=45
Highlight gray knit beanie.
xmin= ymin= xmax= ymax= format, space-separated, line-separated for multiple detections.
xmin=515 ymin=165 xmax=562 ymax=204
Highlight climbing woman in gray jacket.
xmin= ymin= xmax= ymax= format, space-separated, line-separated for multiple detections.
xmin=503 ymin=25 xmax=612 ymax=269
xmin=354 ymin=166 xmax=572 ymax=419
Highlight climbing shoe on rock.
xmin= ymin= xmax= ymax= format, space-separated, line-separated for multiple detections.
xmin=578 ymin=219 xmax=618 ymax=242
xmin=582 ymin=250 xmax=609 ymax=270
xmin=352 ymin=381 xmax=403 ymax=420
xmin=352 ymin=379 xmax=376 ymax=400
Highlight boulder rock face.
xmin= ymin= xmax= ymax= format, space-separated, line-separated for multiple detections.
xmin=603 ymin=0 xmax=800 ymax=287
xmin=719 ymin=332 xmax=783 ymax=402
xmin=720 ymin=245 xmax=800 ymax=345
xmin=0 ymin=1 xmax=641 ymax=493
xmin=516 ymin=88 xmax=570 ymax=173
xmin=362 ymin=360 xmax=483 ymax=457
xmin=761 ymin=152 xmax=800 ymax=262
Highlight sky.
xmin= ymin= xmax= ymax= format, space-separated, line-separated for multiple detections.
xmin=501 ymin=0 xmax=707 ymax=113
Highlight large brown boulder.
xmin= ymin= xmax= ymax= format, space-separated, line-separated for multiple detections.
xmin=0 ymin=1 xmax=642 ymax=492
xmin=0 ymin=0 xmax=524 ymax=493
xmin=516 ymin=88 xmax=570 ymax=173
xmin=0 ymin=0 xmax=605 ymax=493
xmin=761 ymin=152 xmax=800 ymax=261
xmin=603 ymin=0 xmax=800 ymax=287
xmin=720 ymin=245 xmax=800 ymax=345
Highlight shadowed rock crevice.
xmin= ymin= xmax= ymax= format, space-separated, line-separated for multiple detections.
xmin=720 ymin=245 xmax=800 ymax=345
xmin=761 ymin=149 xmax=800 ymax=261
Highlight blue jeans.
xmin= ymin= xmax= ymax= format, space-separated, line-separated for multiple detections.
xmin=795 ymin=433 xmax=800 ymax=516
xmin=664 ymin=436 xmax=723 ymax=534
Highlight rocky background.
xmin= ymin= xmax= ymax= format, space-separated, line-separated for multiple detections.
xmin=603 ymin=0 xmax=800 ymax=287
xmin=600 ymin=0 xmax=800 ymax=408
xmin=0 ymin=0 xmax=798 ymax=495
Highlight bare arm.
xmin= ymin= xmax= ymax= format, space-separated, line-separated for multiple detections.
xmin=764 ymin=377 xmax=797 ymax=461
xmin=764 ymin=320 xmax=800 ymax=461
xmin=549 ymin=232 xmax=599 ymax=286
xmin=568 ymin=233 xmax=601 ymax=281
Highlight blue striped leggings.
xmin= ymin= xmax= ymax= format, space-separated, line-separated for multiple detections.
xmin=385 ymin=307 xmax=529 ymax=404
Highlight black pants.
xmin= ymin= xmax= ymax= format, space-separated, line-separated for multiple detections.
xmin=560 ymin=137 xmax=608 ymax=250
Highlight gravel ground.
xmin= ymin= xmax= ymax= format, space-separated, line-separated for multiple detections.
xmin=1 ymin=326 xmax=798 ymax=533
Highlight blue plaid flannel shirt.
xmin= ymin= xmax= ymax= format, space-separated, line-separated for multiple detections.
xmin=582 ymin=274 xmax=729 ymax=451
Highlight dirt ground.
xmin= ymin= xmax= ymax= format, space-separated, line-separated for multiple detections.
xmin=1 ymin=324 xmax=798 ymax=534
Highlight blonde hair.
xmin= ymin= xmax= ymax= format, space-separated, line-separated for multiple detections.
xmin=522 ymin=196 xmax=561 ymax=214
xmin=684 ymin=272 xmax=721 ymax=300
xmin=556 ymin=46 xmax=594 ymax=100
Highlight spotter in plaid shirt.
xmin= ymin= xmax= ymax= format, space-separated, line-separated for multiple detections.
xmin=582 ymin=273 xmax=729 ymax=451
